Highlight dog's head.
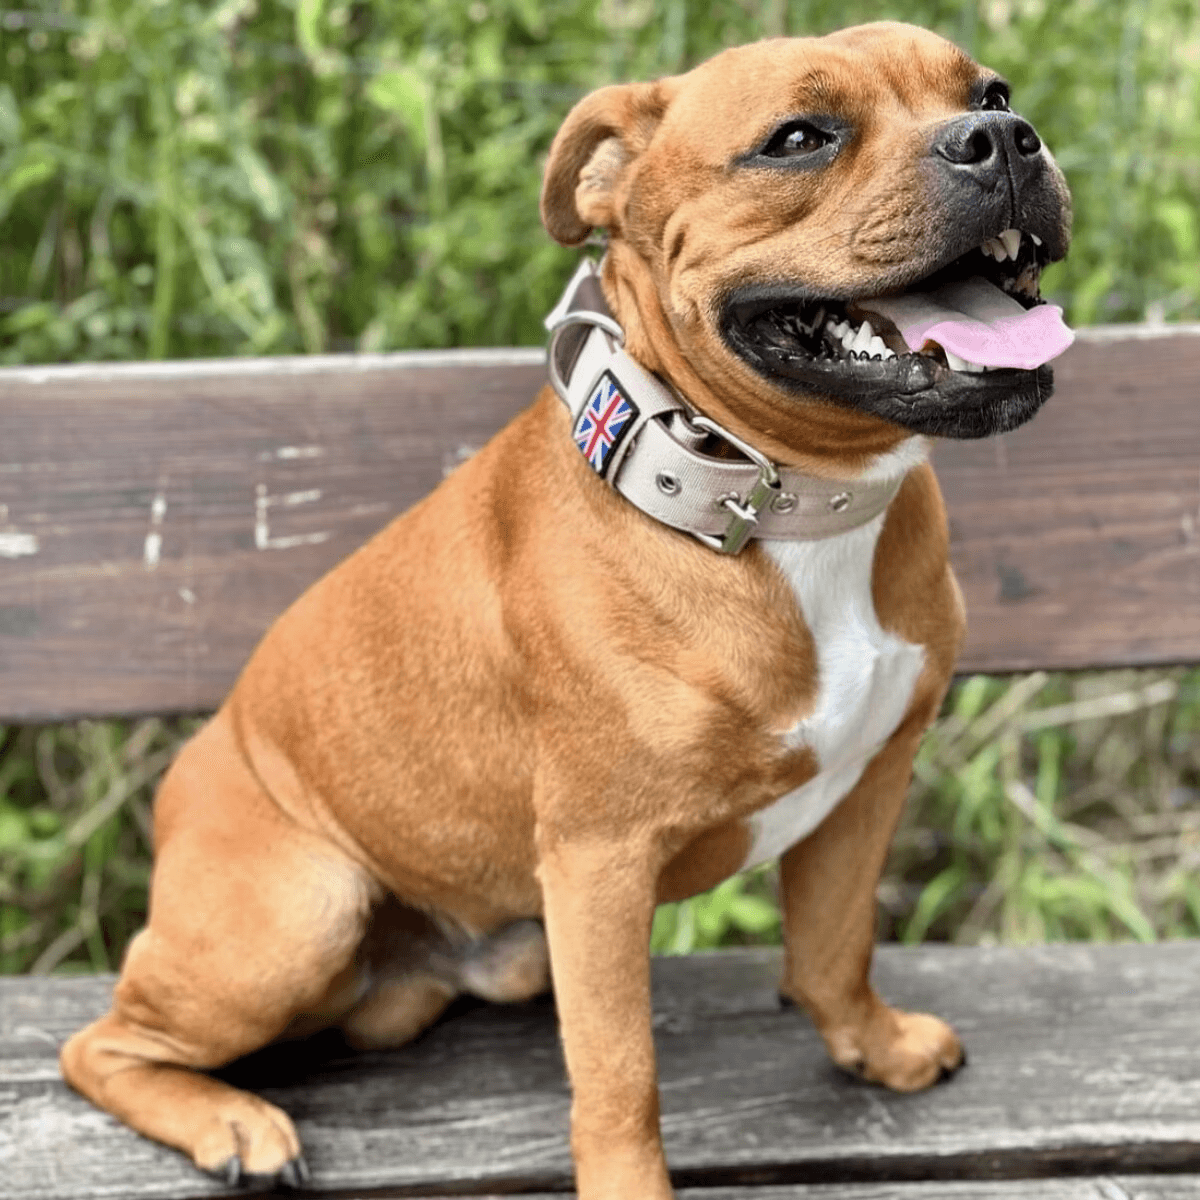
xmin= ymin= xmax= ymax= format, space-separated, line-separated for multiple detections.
xmin=541 ymin=23 xmax=1072 ymax=461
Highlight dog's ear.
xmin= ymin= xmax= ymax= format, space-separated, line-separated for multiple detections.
xmin=540 ymin=81 xmax=672 ymax=246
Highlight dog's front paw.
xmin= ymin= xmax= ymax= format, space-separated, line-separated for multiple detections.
xmin=826 ymin=1007 xmax=965 ymax=1092
xmin=192 ymin=1093 xmax=308 ymax=1189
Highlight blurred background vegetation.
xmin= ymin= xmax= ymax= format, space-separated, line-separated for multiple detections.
xmin=1 ymin=0 xmax=1198 ymax=972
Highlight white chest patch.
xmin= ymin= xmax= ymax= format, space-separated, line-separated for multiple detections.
xmin=742 ymin=510 xmax=926 ymax=870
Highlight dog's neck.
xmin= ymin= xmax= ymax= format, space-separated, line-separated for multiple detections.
xmin=546 ymin=257 xmax=917 ymax=555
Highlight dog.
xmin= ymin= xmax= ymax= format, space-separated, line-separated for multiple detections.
xmin=61 ymin=22 xmax=1071 ymax=1199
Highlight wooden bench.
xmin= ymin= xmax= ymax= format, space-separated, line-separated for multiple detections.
xmin=3 ymin=325 xmax=1200 ymax=1198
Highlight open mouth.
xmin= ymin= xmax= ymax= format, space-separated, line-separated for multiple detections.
xmin=721 ymin=229 xmax=1069 ymax=438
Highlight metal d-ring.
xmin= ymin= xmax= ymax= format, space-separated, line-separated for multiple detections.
xmin=547 ymin=310 xmax=626 ymax=402
xmin=683 ymin=413 xmax=782 ymax=555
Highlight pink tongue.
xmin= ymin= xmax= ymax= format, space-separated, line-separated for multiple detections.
xmin=861 ymin=276 xmax=1074 ymax=369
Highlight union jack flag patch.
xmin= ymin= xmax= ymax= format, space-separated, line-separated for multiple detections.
xmin=573 ymin=372 xmax=638 ymax=478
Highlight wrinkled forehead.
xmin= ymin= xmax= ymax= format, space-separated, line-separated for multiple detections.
xmin=659 ymin=24 xmax=985 ymax=153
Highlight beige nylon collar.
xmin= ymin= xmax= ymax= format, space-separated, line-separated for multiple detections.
xmin=545 ymin=259 xmax=904 ymax=554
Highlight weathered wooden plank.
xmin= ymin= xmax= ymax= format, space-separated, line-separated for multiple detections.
xmin=0 ymin=351 xmax=544 ymax=721
xmin=6 ymin=944 xmax=1200 ymax=1199
xmin=381 ymin=1188 xmax=1200 ymax=1200
xmin=2 ymin=327 xmax=1199 ymax=722
xmin=935 ymin=325 xmax=1200 ymax=675
xmin=289 ymin=1186 xmax=1200 ymax=1200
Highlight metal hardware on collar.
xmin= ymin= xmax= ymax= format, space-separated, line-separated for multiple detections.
xmin=685 ymin=414 xmax=781 ymax=555
xmin=547 ymin=310 xmax=625 ymax=403
xmin=828 ymin=491 xmax=853 ymax=513
xmin=772 ymin=492 xmax=798 ymax=514
xmin=656 ymin=471 xmax=680 ymax=495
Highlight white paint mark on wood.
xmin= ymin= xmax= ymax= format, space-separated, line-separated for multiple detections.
xmin=143 ymin=484 xmax=168 ymax=570
xmin=255 ymin=482 xmax=330 ymax=551
xmin=350 ymin=502 xmax=390 ymax=517
xmin=281 ymin=488 xmax=322 ymax=506
xmin=255 ymin=483 xmax=270 ymax=549
xmin=0 ymin=532 xmax=38 ymax=558
xmin=178 ymin=587 xmax=197 ymax=605
xmin=263 ymin=531 xmax=332 ymax=549
xmin=257 ymin=444 xmax=326 ymax=462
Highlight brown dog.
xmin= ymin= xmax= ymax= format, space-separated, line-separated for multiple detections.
xmin=61 ymin=22 xmax=1071 ymax=1199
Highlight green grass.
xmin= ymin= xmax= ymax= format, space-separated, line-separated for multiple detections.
xmin=1 ymin=0 xmax=1199 ymax=971
xmin=655 ymin=669 xmax=1200 ymax=953
xmin=2 ymin=0 xmax=1198 ymax=364
xmin=3 ymin=670 xmax=1198 ymax=972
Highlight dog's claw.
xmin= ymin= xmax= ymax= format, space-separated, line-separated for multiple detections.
xmin=205 ymin=1156 xmax=244 ymax=1187
xmin=279 ymin=1155 xmax=312 ymax=1188
xmin=205 ymin=1153 xmax=310 ymax=1191
xmin=937 ymin=1047 xmax=968 ymax=1083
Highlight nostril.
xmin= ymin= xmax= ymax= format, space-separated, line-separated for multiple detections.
xmin=966 ymin=129 xmax=994 ymax=164
xmin=1014 ymin=120 xmax=1041 ymax=156
xmin=936 ymin=126 xmax=996 ymax=166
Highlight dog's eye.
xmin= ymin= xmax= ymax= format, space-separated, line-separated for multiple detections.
xmin=980 ymin=84 xmax=1010 ymax=112
xmin=762 ymin=121 xmax=832 ymax=158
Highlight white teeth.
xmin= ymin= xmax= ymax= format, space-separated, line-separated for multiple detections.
xmin=850 ymin=320 xmax=875 ymax=354
xmin=1000 ymin=229 xmax=1022 ymax=259
xmin=824 ymin=316 xmax=897 ymax=362
xmin=988 ymin=236 xmax=1008 ymax=261
xmin=1030 ymin=232 xmax=1043 ymax=246
xmin=944 ymin=349 xmax=986 ymax=374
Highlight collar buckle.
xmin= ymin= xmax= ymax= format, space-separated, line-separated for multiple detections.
xmin=685 ymin=414 xmax=781 ymax=555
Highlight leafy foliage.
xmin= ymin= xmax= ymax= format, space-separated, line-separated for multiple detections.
xmin=2 ymin=0 xmax=1198 ymax=365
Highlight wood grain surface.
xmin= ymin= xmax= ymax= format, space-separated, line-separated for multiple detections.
xmin=1 ymin=327 xmax=1198 ymax=722
xmin=5 ymin=943 xmax=1200 ymax=1199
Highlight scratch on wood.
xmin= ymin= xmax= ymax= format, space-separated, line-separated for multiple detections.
xmin=257 ymin=445 xmax=325 ymax=462
xmin=255 ymin=483 xmax=330 ymax=551
xmin=263 ymin=532 xmax=332 ymax=549
xmin=142 ymin=486 xmax=168 ymax=570
xmin=0 ymin=532 xmax=38 ymax=558
xmin=281 ymin=489 xmax=322 ymax=506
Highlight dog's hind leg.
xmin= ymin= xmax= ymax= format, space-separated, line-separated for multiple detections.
xmin=340 ymin=914 xmax=550 ymax=1049
xmin=60 ymin=715 xmax=375 ymax=1187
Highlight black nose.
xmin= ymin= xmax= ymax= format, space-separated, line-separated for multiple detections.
xmin=932 ymin=111 xmax=1042 ymax=183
